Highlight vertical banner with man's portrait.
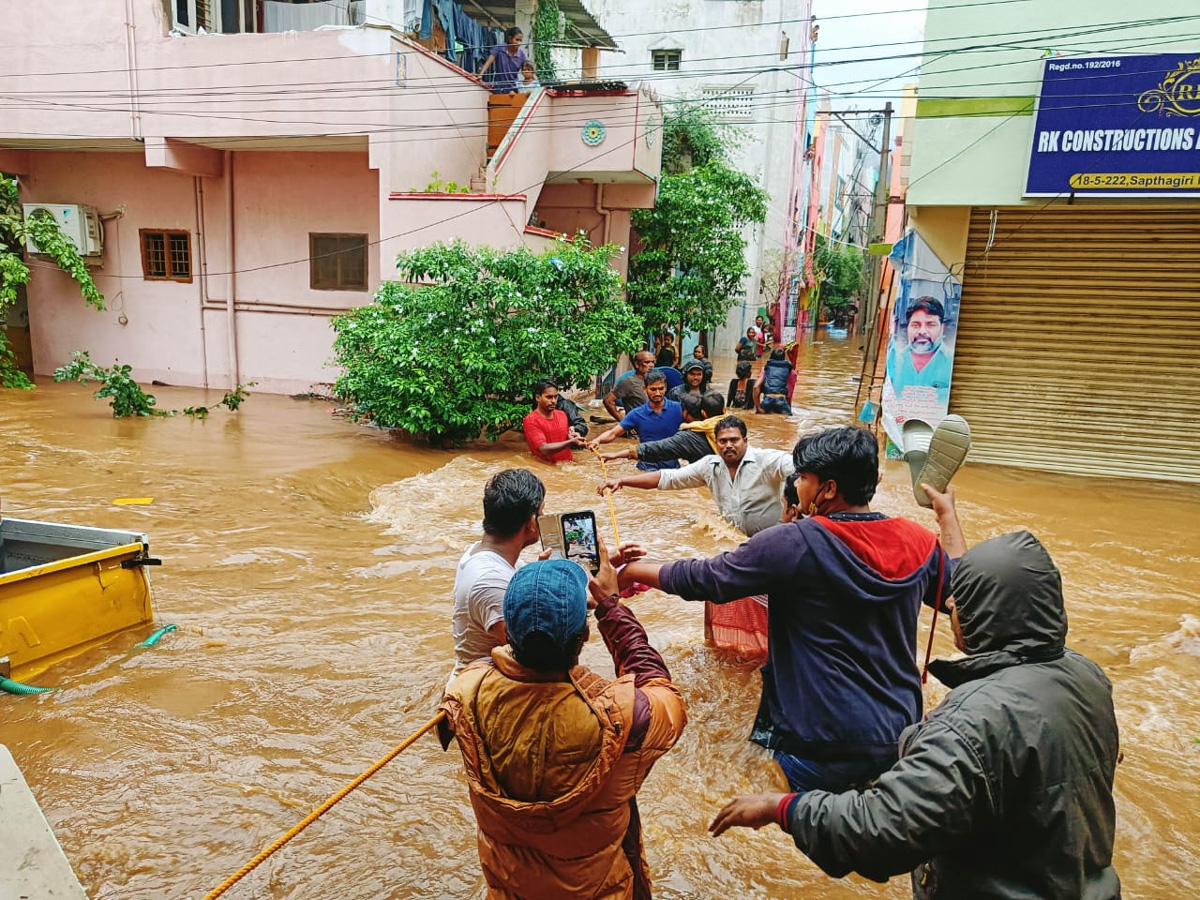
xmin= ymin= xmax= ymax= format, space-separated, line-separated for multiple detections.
xmin=880 ymin=230 xmax=962 ymax=456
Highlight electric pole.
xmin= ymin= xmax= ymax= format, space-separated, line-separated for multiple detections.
xmin=862 ymin=101 xmax=893 ymax=340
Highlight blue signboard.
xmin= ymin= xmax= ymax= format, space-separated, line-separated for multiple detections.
xmin=1027 ymin=53 xmax=1200 ymax=197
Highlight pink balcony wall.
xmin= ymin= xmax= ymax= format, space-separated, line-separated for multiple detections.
xmin=2 ymin=0 xmax=488 ymax=195
xmin=488 ymin=90 xmax=661 ymax=206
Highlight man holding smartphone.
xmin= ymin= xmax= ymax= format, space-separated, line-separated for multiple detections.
xmin=439 ymin=539 xmax=686 ymax=900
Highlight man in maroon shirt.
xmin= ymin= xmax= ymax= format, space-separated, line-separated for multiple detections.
xmin=523 ymin=379 xmax=585 ymax=463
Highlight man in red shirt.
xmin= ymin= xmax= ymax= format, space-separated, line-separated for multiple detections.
xmin=523 ymin=379 xmax=585 ymax=463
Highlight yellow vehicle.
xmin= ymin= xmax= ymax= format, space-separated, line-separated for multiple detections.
xmin=0 ymin=518 xmax=158 ymax=682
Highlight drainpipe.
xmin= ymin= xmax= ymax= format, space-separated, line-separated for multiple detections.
xmin=594 ymin=183 xmax=610 ymax=244
xmin=123 ymin=0 xmax=142 ymax=140
xmin=194 ymin=176 xmax=210 ymax=388
xmin=224 ymin=150 xmax=240 ymax=389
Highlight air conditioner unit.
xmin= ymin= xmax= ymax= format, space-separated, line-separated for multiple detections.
xmin=21 ymin=203 xmax=104 ymax=260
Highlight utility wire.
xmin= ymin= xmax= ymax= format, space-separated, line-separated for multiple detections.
xmin=26 ymin=69 xmax=776 ymax=281
xmin=0 ymin=0 xmax=1046 ymax=84
xmin=7 ymin=21 xmax=1198 ymax=136
xmin=11 ymin=17 xmax=1199 ymax=274
xmin=0 ymin=10 xmax=1192 ymax=94
xmin=9 ymin=58 xmax=1200 ymax=155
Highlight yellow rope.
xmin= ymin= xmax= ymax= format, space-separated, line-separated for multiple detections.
xmin=589 ymin=448 xmax=621 ymax=547
xmin=201 ymin=710 xmax=446 ymax=900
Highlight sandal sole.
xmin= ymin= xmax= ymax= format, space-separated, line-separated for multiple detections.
xmin=914 ymin=415 xmax=972 ymax=507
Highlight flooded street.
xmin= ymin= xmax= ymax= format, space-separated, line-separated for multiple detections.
xmin=2 ymin=336 xmax=1198 ymax=899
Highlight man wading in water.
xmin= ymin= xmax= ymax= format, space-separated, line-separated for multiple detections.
xmin=448 ymin=469 xmax=548 ymax=686
xmin=619 ymin=426 xmax=962 ymax=794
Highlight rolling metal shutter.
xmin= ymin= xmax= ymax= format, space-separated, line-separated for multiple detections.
xmin=950 ymin=206 xmax=1200 ymax=483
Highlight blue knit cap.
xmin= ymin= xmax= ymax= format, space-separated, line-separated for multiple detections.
xmin=504 ymin=559 xmax=588 ymax=653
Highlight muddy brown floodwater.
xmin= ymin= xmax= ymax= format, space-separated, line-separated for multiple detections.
xmin=1 ymin=335 xmax=1198 ymax=899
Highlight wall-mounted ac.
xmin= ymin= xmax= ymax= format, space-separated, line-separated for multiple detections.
xmin=21 ymin=204 xmax=104 ymax=261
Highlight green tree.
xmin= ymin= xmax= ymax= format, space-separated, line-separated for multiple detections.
xmin=531 ymin=0 xmax=559 ymax=82
xmin=628 ymin=103 xmax=766 ymax=337
xmin=628 ymin=161 xmax=768 ymax=337
xmin=330 ymin=239 xmax=641 ymax=445
xmin=813 ymin=234 xmax=866 ymax=319
xmin=660 ymin=102 xmax=732 ymax=175
xmin=0 ymin=174 xmax=104 ymax=388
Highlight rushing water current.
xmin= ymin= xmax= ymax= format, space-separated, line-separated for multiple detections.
xmin=2 ymin=336 xmax=1198 ymax=899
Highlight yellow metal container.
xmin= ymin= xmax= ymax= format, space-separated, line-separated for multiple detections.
xmin=0 ymin=518 xmax=156 ymax=681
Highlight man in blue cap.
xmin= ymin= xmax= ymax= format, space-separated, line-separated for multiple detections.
xmin=440 ymin=544 xmax=687 ymax=900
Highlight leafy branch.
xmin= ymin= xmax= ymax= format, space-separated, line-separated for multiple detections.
xmin=627 ymin=104 xmax=766 ymax=336
xmin=532 ymin=0 xmax=560 ymax=81
xmin=0 ymin=174 xmax=105 ymax=388
xmin=53 ymin=350 xmax=255 ymax=419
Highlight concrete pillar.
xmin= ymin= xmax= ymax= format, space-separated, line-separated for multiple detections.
xmin=514 ymin=0 xmax=535 ymax=42
xmin=582 ymin=46 xmax=599 ymax=79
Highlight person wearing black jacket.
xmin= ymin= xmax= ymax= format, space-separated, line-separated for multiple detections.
xmin=553 ymin=394 xmax=588 ymax=438
xmin=598 ymin=390 xmax=725 ymax=468
xmin=710 ymin=530 xmax=1121 ymax=900
xmin=727 ymin=361 xmax=756 ymax=410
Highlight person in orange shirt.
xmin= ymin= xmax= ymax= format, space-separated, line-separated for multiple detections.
xmin=523 ymin=379 xmax=585 ymax=463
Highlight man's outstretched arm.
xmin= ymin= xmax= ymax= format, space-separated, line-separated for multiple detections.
xmin=597 ymin=470 xmax=663 ymax=496
xmin=636 ymin=430 xmax=709 ymax=465
xmin=588 ymin=422 xmax=628 ymax=449
xmin=622 ymin=528 xmax=784 ymax=603
xmin=618 ymin=559 xmax=665 ymax=590
xmin=710 ymin=716 xmax=991 ymax=883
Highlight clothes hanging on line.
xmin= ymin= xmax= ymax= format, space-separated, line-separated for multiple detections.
xmin=420 ymin=0 xmax=500 ymax=73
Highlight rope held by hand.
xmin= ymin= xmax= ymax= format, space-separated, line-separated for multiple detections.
xmin=590 ymin=448 xmax=621 ymax=547
xmin=920 ymin=544 xmax=946 ymax=686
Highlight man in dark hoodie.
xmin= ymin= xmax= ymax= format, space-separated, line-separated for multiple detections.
xmin=620 ymin=426 xmax=963 ymax=792
xmin=710 ymin=531 xmax=1121 ymax=900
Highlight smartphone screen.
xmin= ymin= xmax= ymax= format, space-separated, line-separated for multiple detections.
xmin=560 ymin=511 xmax=600 ymax=574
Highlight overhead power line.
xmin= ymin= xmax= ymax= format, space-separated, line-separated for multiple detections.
xmin=9 ymin=11 xmax=1200 ymax=280
xmin=0 ymin=6 xmax=1187 ymax=91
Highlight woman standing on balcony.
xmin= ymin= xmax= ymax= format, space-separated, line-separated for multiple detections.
xmin=479 ymin=26 xmax=527 ymax=93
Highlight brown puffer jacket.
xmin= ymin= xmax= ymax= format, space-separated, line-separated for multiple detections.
xmin=440 ymin=640 xmax=686 ymax=900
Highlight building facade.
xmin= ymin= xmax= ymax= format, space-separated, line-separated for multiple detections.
xmin=586 ymin=0 xmax=809 ymax=354
xmin=906 ymin=0 xmax=1200 ymax=482
xmin=812 ymin=97 xmax=880 ymax=251
xmin=0 ymin=0 xmax=658 ymax=394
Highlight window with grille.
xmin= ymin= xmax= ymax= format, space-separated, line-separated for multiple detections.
xmin=310 ymin=233 xmax=368 ymax=291
xmin=701 ymin=86 xmax=755 ymax=120
xmin=651 ymin=50 xmax=682 ymax=71
xmin=174 ymin=0 xmax=230 ymax=32
xmin=140 ymin=230 xmax=193 ymax=283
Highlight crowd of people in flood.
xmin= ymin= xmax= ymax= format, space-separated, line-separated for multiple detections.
xmin=438 ymin=329 xmax=1122 ymax=900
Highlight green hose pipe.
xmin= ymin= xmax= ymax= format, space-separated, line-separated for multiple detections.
xmin=138 ymin=624 xmax=178 ymax=648
xmin=1 ymin=677 xmax=55 ymax=695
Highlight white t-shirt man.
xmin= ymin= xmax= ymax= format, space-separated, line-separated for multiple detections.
xmin=449 ymin=543 xmax=521 ymax=683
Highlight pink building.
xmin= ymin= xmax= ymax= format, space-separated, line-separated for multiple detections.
xmin=0 ymin=0 xmax=659 ymax=393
